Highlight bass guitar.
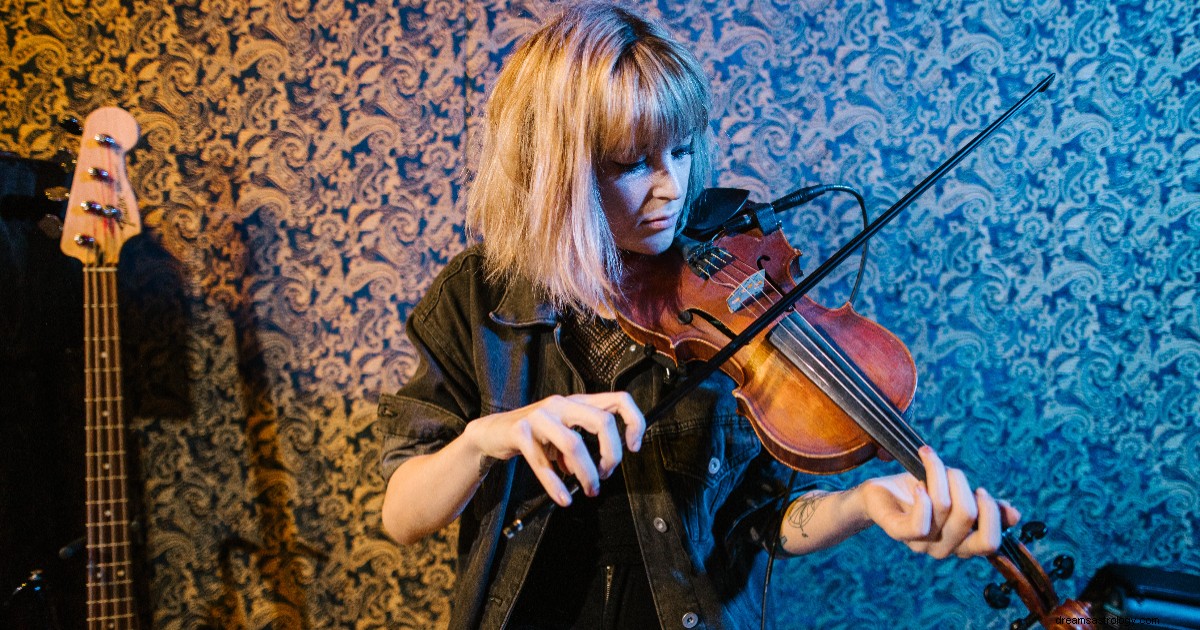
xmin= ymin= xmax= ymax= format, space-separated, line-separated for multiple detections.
xmin=60 ymin=106 xmax=142 ymax=630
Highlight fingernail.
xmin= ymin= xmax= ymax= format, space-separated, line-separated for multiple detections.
xmin=559 ymin=491 xmax=572 ymax=505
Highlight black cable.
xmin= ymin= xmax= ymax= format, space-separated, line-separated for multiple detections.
xmin=777 ymin=184 xmax=871 ymax=307
xmin=760 ymin=469 xmax=799 ymax=630
xmin=757 ymin=185 xmax=868 ymax=629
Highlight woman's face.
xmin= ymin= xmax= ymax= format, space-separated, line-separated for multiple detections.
xmin=597 ymin=138 xmax=693 ymax=256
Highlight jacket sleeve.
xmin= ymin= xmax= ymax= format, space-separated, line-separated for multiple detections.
xmin=377 ymin=258 xmax=484 ymax=483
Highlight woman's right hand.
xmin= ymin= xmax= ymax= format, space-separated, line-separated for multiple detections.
xmin=463 ymin=392 xmax=646 ymax=506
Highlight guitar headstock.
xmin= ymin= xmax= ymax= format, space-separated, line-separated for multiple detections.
xmin=60 ymin=106 xmax=140 ymax=265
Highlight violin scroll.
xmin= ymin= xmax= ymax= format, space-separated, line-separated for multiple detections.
xmin=985 ymin=522 xmax=1095 ymax=629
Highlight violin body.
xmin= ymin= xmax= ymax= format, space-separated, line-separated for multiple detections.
xmin=617 ymin=227 xmax=915 ymax=475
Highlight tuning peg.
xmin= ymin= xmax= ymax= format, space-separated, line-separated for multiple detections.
xmin=81 ymin=201 xmax=122 ymax=219
xmin=53 ymin=147 xmax=76 ymax=174
xmin=984 ymin=581 xmax=1013 ymax=609
xmin=1018 ymin=521 xmax=1047 ymax=544
xmin=58 ymin=115 xmax=82 ymax=135
xmin=1049 ymin=554 xmax=1075 ymax=580
xmin=44 ymin=186 xmax=69 ymax=202
xmin=1008 ymin=611 xmax=1039 ymax=630
xmin=37 ymin=215 xmax=63 ymax=240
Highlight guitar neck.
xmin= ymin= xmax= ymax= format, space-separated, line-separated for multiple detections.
xmin=84 ymin=265 xmax=138 ymax=629
xmin=60 ymin=106 xmax=142 ymax=629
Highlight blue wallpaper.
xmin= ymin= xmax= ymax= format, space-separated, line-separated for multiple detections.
xmin=0 ymin=0 xmax=1195 ymax=627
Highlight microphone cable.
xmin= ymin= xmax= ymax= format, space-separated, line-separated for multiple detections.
xmin=758 ymin=184 xmax=871 ymax=630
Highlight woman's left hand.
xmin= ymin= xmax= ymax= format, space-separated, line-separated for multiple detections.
xmin=855 ymin=446 xmax=1022 ymax=559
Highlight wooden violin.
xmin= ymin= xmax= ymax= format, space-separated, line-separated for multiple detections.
xmin=616 ymin=223 xmax=1093 ymax=629
xmin=608 ymin=72 xmax=1097 ymax=628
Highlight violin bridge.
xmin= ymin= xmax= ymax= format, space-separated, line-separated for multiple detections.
xmin=727 ymin=270 xmax=767 ymax=313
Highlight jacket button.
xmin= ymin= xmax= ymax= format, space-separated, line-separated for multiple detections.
xmin=681 ymin=612 xmax=699 ymax=628
xmin=653 ymin=517 xmax=668 ymax=533
xmin=707 ymin=457 xmax=720 ymax=474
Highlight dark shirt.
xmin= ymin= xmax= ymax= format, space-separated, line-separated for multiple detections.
xmin=509 ymin=311 xmax=654 ymax=628
xmin=378 ymin=244 xmax=810 ymax=629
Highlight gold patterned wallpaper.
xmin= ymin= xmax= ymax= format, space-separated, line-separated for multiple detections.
xmin=3 ymin=0 xmax=1197 ymax=628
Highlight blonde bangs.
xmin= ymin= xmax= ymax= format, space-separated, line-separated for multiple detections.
xmin=596 ymin=43 xmax=709 ymax=163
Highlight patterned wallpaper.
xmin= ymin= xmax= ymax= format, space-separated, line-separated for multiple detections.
xmin=1 ymin=0 xmax=1196 ymax=628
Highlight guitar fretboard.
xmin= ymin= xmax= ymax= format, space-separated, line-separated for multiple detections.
xmin=84 ymin=266 xmax=138 ymax=630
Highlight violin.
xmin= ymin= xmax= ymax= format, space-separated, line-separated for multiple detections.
xmin=616 ymin=224 xmax=1093 ymax=630
xmin=508 ymin=72 xmax=1094 ymax=628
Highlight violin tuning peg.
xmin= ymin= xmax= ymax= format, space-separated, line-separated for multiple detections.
xmin=984 ymin=581 xmax=1013 ymax=609
xmin=58 ymin=115 xmax=82 ymax=135
xmin=1019 ymin=521 xmax=1048 ymax=543
xmin=1009 ymin=611 xmax=1039 ymax=630
xmin=1050 ymin=554 xmax=1075 ymax=580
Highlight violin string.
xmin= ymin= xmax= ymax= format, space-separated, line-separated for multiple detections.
xmin=705 ymin=254 xmax=1026 ymax=566
xmin=698 ymin=251 xmax=924 ymax=465
xmin=703 ymin=254 xmax=927 ymax=470
xmin=773 ymin=315 xmax=927 ymax=467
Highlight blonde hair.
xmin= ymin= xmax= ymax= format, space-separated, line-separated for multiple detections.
xmin=466 ymin=2 xmax=712 ymax=314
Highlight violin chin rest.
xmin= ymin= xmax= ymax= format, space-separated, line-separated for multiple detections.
xmin=683 ymin=187 xmax=751 ymax=240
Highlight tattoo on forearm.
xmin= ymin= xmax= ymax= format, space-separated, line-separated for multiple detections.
xmin=785 ymin=491 xmax=828 ymax=539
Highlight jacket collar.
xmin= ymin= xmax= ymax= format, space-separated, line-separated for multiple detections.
xmin=488 ymin=274 xmax=559 ymax=327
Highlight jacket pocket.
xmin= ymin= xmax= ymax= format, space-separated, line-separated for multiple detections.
xmin=656 ymin=414 xmax=761 ymax=542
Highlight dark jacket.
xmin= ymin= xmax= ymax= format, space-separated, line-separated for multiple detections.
xmin=378 ymin=245 xmax=808 ymax=629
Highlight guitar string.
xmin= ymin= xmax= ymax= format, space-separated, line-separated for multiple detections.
xmin=85 ymin=264 xmax=98 ymax=623
xmin=105 ymin=136 xmax=135 ymax=620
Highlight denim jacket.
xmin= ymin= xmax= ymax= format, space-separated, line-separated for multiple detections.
xmin=378 ymin=245 xmax=809 ymax=629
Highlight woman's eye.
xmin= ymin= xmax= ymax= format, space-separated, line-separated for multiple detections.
xmin=671 ymin=145 xmax=694 ymax=159
xmin=614 ymin=158 xmax=648 ymax=173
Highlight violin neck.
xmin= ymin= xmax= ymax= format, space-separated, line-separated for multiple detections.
xmin=770 ymin=312 xmax=929 ymax=480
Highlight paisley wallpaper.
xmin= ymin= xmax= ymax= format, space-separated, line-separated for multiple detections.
xmin=1 ymin=0 xmax=1196 ymax=628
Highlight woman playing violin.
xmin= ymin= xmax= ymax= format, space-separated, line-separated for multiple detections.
xmin=378 ymin=3 xmax=1020 ymax=628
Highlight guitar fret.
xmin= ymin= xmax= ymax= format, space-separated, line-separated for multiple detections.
xmin=87 ymin=578 xmax=134 ymax=587
xmin=86 ymin=474 xmax=129 ymax=482
xmin=87 ymin=450 xmax=127 ymax=457
xmin=84 ymin=596 xmax=136 ymax=605
xmin=84 ymin=396 xmax=125 ymax=403
xmin=86 ymin=500 xmax=131 ymax=507
xmin=90 ymin=561 xmax=135 ymax=568
xmin=85 ymin=537 xmax=131 ymax=547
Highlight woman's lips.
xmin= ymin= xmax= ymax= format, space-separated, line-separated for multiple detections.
xmin=641 ymin=212 xmax=677 ymax=230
